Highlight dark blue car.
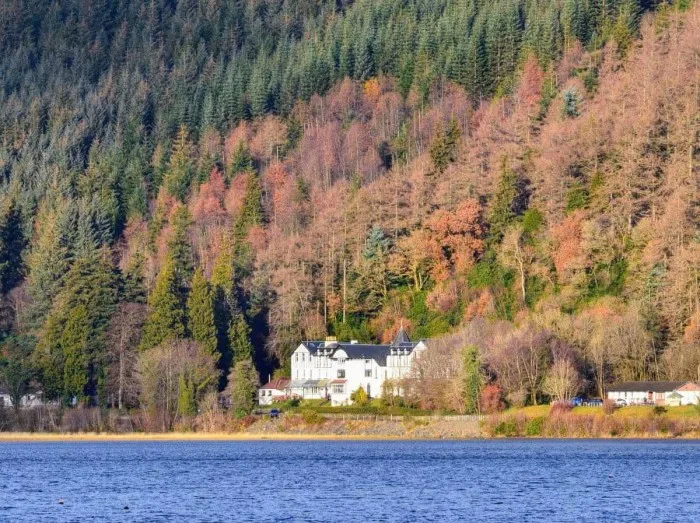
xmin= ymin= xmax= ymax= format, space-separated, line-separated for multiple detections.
xmin=269 ymin=409 xmax=280 ymax=419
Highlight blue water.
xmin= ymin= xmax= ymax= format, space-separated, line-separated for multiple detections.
xmin=1 ymin=439 xmax=699 ymax=522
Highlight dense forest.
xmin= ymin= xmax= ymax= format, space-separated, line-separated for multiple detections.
xmin=0 ymin=0 xmax=697 ymax=421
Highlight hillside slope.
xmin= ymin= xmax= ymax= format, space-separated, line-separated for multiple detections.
xmin=0 ymin=1 xmax=697 ymax=411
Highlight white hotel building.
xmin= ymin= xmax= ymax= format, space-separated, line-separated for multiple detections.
xmin=258 ymin=328 xmax=427 ymax=406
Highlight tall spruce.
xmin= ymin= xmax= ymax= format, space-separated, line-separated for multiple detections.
xmin=0 ymin=196 xmax=26 ymax=295
xmin=140 ymin=256 xmax=186 ymax=351
xmin=462 ymin=345 xmax=483 ymax=414
xmin=187 ymin=268 xmax=219 ymax=358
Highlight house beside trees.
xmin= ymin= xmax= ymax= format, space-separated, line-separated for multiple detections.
xmin=261 ymin=327 xmax=427 ymax=406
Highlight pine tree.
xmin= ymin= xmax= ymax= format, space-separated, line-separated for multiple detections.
xmin=168 ymin=206 xmax=194 ymax=306
xmin=122 ymin=251 xmax=147 ymax=303
xmin=36 ymin=249 xmax=118 ymax=402
xmin=26 ymin=202 xmax=71 ymax=327
xmin=462 ymin=344 xmax=483 ymax=414
xmin=561 ymin=87 xmax=582 ymax=118
xmin=229 ymin=141 xmax=254 ymax=176
xmin=60 ymin=304 xmax=91 ymax=403
xmin=228 ymin=311 xmax=254 ymax=365
xmin=226 ymin=358 xmax=259 ymax=414
xmin=211 ymin=237 xmax=235 ymax=371
xmin=165 ymin=125 xmax=193 ymax=201
xmin=187 ymin=268 xmax=218 ymax=358
xmin=488 ymin=158 xmax=527 ymax=243
xmin=0 ymin=196 xmax=26 ymax=295
xmin=429 ymin=118 xmax=461 ymax=175
xmin=140 ymin=256 xmax=186 ymax=350
xmin=233 ymin=171 xmax=264 ymax=242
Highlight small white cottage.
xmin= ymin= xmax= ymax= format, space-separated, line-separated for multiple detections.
xmin=258 ymin=378 xmax=290 ymax=406
xmin=607 ymin=381 xmax=700 ymax=406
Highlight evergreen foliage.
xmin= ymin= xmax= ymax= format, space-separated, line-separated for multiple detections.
xmin=228 ymin=313 xmax=255 ymax=366
xmin=187 ymin=269 xmax=218 ymax=359
xmin=0 ymin=196 xmax=26 ymax=295
xmin=429 ymin=118 xmax=461 ymax=174
xmin=227 ymin=359 xmax=259 ymax=414
xmin=140 ymin=256 xmax=186 ymax=351
xmin=462 ymin=345 xmax=483 ymax=414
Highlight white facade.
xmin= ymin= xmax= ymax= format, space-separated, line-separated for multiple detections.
xmin=284 ymin=329 xmax=427 ymax=406
xmin=606 ymin=382 xmax=700 ymax=406
xmin=258 ymin=378 xmax=290 ymax=406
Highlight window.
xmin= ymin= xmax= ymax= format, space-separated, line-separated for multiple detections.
xmin=333 ymin=384 xmax=345 ymax=394
xmin=295 ymin=353 xmax=299 ymax=362
xmin=365 ymin=369 xmax=372 ymax=377
xmin=337 ymin=369 xmax=345 ymax=379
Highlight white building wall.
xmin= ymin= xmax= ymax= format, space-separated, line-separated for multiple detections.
xmin=288 ymin=341 xmax=428 ymax=406
xmin=675 ymin=390 xmax=700 ymax=406
xmin=607 ymin=391 xmax=651 ymax=404
xmin=258 ymin=388 xmax=287 ymax=406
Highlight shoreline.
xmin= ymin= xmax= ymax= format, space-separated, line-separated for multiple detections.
xmin=1 ymin=431 xmax=699 ymax=442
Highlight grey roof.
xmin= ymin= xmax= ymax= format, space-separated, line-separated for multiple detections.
xmin=392 ymin=327 xmax=411 ymax=346
xmin=337 ymin=343 xmax=391 ymax=366
xmin=607 ymin=381 xmax=688 ymax=393
xmin=299 ymin=332 xmax=422 ymax=367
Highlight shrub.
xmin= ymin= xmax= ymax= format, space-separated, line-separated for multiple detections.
xmin=480 ymin=384 xmax=506 ymax=413
xmin=602 ymin=399 xmax=617 ymax=415
xmin=525 ymin=416 xmax=545 ymax=436
xmin=350 ymin=386 xmax=369 ymax=406
xmin=652 ymin=406 xmax=667 ymax=416
xmin=493 ymin=417 xmax=519 ymax=437
xmin=301 ymin=410 xmax=325 ymax=425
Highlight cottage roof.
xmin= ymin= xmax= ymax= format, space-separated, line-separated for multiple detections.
xmin=607 ymin=381 xmax=688 ymax=393
xmin=261 ymin=378 xmax=290 ymax=391
xmin=299 ymin=333 xmax=423 ymax=367
xmin=676 ymin=382 xmax=700 ymax=392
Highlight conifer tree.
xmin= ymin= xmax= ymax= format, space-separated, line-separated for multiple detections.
xmin=140 ymin=256 xmax=186 ymax=350
xmin=228 ymin=311 xmax=254 ymax=365
xmin=429 ymin=118 xmax=461 ymax=175
xmin=60 ymin=304 xmax=91 ymax=403
xmin=488 ymin=158 xmax=528 ymax=243
xmin=25 ymin=202 xmax=71 ymax=327
xmin=36 ymin=249 xmax=118 ymax=403
xmin=226 ymin=359 xmax=259 ymax=414
xmin=462 ymin=345 xmax=483 ymax=414
xmin=168 ymin=206 xmax=194 ymax=306
xmin=0 ymin=196 xmax=26 ymax=295
xmin=122 ymin=251 xmax=147 ymax=304
xmin=187 ymin=268 xmax=218 ymax=358
xmin=211 ymin=238 xmax=235 ymax=371
xmin=165 ymin=125 xmax=193 ymax=201
xmin=229 ymin=141 xmax=254 ymax=176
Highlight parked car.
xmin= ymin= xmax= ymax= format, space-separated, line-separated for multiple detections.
xmin=269 ymin=409 xmax=280 ymax=419
xmin=615 ymin=399 xmax=627 ymax=407
xmin=570 ymin=397 xmax=584 ymax=407
xmin=586 ymin=398 xmax=603 ymax=407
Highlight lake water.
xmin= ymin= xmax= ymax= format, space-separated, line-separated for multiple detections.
xmin=1 ymin=439 xmax=699 ymax=522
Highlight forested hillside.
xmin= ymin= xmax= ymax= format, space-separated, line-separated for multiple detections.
xmin=0 ymin=0 xmax=697 ymax=416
